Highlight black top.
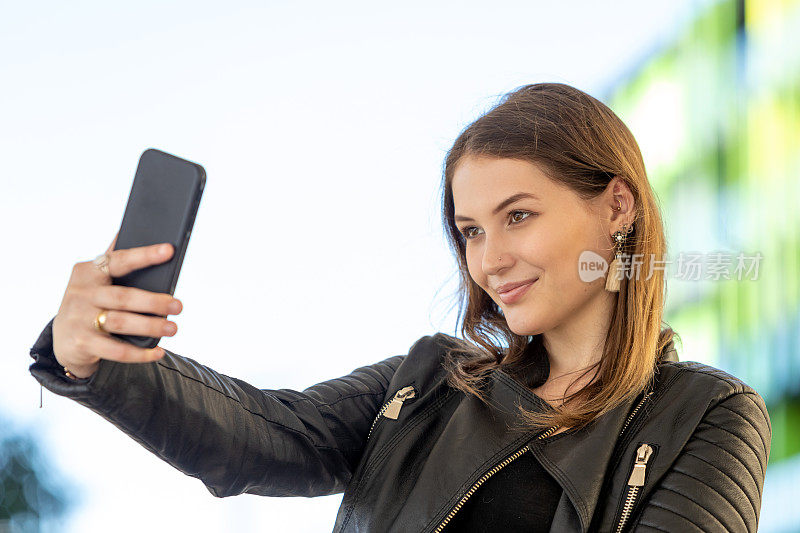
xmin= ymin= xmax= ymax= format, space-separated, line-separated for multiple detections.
xmin=442 ymin=339 xmax=561 ymax=532
xmin=439 ymin=446 xmax=562 ymax=532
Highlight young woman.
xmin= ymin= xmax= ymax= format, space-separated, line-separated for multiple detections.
xmin=31 ymin=83 xmax=770 ymax=532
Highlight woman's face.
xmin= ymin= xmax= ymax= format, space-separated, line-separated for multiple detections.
xmin=452 ymin=155 xmax=618 ymax=337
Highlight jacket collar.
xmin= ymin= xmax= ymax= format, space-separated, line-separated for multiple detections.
xmin=399 ymin=338 xmax=677 ymax=532
xmin=397 ymin=364 xmax=639 ymax=532
xmin=493 ymin=368 xmax=638 ymax=532
xmin=488 ymin=336 xmax=679 ymax=532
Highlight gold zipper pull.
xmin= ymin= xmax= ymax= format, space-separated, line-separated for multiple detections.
xmin=627 ymin=443 xmax=654 ymax=486
xmin=383 ymin=386 xmax=416 ymax=420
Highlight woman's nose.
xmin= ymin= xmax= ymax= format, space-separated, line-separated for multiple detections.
xmin=482 ymin=239 xmax=511 ymax=273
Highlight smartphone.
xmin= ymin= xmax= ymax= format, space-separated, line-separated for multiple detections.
xmin=111 ymin=148 xmax=205 ymax=349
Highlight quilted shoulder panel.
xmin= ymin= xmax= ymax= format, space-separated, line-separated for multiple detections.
xmin=633 ymin=390 xmax=771 ymax=532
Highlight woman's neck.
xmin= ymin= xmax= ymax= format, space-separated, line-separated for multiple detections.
xmin=536 ymin=291 xmax=613 ymax=404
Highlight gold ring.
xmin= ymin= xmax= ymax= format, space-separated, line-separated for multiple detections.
xmin=94 ymin=310 xmax=109 ymax=333
xmin=93 ymin=253 xmax=110 ymax=276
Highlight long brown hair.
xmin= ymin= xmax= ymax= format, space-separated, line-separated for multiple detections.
xmin=439 ymin=83 xmax=680 ymax=433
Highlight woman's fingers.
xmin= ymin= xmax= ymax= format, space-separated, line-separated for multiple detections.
xmin=106 ymin=242 xmax=174 ymax=279
xmin=52 ymin=235 xmax=183 ymax=377
xmin=85 ymin=332 xmax=166 ymax=364
xmin=78 ymin=233 xmax=174 ymax=283
xmin=85 ymin=240 xmax=174 ymax=281
xmin=93 ymin=309 xmax=178 ymax=339
xmin=91 ymin=285 xmax=182 ymax=317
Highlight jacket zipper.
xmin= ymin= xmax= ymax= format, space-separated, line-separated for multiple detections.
xmin=606 ymin=388 xmax=654 ymax=533
xmin=366 ymin=385 xmax=417 ymax=441
xmin=433 ymin=424 xmax=561 ymax=532
xmin=613 ymin=443 xmax=654 ymax=533
xmin=618 ymin=391 xmax=652 ymax=438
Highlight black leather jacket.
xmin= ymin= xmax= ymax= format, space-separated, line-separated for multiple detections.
xmin=29 ymin=317 xmax=771 ymax=532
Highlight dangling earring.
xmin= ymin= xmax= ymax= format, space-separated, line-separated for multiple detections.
xmin=606 ymin=222 xmax=634 ymax=292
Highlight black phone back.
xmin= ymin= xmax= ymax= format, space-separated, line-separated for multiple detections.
xmin=112 ymin=148 xmax=205 ymax=348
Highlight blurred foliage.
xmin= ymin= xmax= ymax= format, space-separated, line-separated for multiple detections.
xmin=605 ymin=0 xmax=800 ymax=464
xmin=0 ymin=414 xmax=74 ymax=532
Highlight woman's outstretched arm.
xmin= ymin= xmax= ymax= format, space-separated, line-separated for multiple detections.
xmin=30 ymin=316 xmax=404 ymax=498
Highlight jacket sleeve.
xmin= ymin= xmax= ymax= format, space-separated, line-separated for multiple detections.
xmin=631 ymin=390 xmax=772 ymax=533
xmin=28 ymin=316 xmax=405 ymax=498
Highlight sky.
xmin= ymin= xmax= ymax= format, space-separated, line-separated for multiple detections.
xmin=1 ymin=1 xmax=719 ymax=531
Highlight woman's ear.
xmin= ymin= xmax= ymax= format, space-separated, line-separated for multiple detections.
xmin=608 ymin=176 xmax=635 ymax=228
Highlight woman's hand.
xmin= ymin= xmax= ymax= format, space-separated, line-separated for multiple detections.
xmin=52 ymin=232 xmax=183 ymax=379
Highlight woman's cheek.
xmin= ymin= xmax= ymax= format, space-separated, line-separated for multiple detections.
xmin=465 ymin=253 xmax=484 ymax=288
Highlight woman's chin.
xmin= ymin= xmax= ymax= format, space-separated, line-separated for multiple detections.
xmin=505 ymin=314 xmax=546 ymax=337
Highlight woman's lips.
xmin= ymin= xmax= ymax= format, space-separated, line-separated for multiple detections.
xmin=498 ymin=279 xmax=537 ymax=304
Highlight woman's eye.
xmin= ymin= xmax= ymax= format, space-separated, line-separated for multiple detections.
xmin=509 ymin=210 xmax=531 ymax=224
xmin=461 ymin=227 xmax=480 ymax=239
xmin=459 ymin=210 xmax=535 ymax=240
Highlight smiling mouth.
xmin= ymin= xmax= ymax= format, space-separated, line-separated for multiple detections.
xmin=497 ymin=278 xmax=538 ymax=304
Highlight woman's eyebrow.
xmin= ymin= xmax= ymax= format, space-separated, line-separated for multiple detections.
xmin=455 ymin=192 xmax=539 ymax=222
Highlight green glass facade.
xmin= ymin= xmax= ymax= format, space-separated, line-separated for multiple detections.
xmin=601 ymin=0 xmax=800 ymax=529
